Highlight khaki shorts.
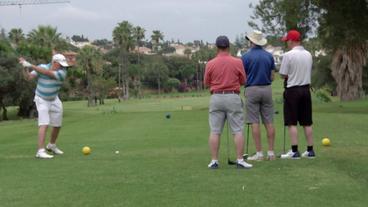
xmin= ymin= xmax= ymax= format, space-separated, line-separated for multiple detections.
xmin=34 ymin=96 xmax=63 ymax=127
xmin=245 ymin=85 xmax=274 ymax=124
xmin=209 ymin=94 xmax=244 ymax=134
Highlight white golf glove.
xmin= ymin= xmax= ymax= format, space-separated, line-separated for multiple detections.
xmin=21 ymin=60 xmax=32 ymax=68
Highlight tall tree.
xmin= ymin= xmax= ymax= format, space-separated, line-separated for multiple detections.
xmin=8 ymin=28 xmax=25 ymax=47
xmin=128 ymin=64 xmax=144 ymax=98
xmin=113 ymin=21 xmax=135 ymax=100
xmin=145 ymin=61 xmax=169 ymax=95
xmin=248 ymin=0 xmax=319 ymax=39
xmin=318 ymin=0 xmax=368 ymax=100
xmin=27 ymin=25 xmax=63 ymax=49
xmin=133 ymin=26 xmax=146 ymax=64
xmin=78 ymin=46 xmax=104 ymax=106
xmin=151 ymin=30 xmax=164 ymax=53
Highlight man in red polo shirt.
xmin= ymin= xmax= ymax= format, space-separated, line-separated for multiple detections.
xmin=204 ymin=35 xmax=252 ymax=169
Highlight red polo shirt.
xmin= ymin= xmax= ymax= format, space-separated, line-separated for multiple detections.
xmin=204 ymin=52 xmax=246 ymax=93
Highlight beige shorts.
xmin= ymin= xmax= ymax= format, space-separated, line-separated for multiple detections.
xmin=245 ymin=85 xmax=274 ymax=124
xmin=34 ymin=96 xmax=63 ymax=127
xmin=209 ymin=94 xmax=244 ymax=134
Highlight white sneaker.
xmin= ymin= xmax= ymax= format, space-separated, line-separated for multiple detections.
xmin=267 ymin=151 xmax=276 ymax=161
xmin=280 ymin=150 xmax=301 ymax=159
xmin=208 ymin=160 xmax=219 ymax=169
xmin=46 ymin=143 xmax=64 ymax=155
xmin=36 ymin=149 xmax=54 ymax=159
xmin=236 ymin=160 xmax=253 ymax=169
xmin=247 ymin=153 xmax=264 ymax=161
xmin=301 ymin=150 xmax=316 ymax=158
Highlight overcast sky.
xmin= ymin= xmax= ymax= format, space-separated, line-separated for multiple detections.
xmin=0 ymin=0 xmax=259 ymax=43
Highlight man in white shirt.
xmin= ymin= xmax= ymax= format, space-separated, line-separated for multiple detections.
xmin=279 ymin=30 xmax=315 ymax=159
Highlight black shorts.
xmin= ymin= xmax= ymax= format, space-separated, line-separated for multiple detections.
xmin=283 ymin=85 xmax=313 ymax=126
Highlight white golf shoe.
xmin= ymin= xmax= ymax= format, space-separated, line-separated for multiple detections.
xmin=280 ymin=150 xmax=301 ymax=159
xmin=247 ymin=153 xmax=264 ymax=161
xmin=236 ymin=160 xmax=253 ymax=169
xmin=208 ymin=160 xmax=219 ymax=169
xmin=267 ymin=151 xmax=276 ymax=161
xmin=46 ymin=143 xmax=64 ymax=155
xmin=36 ymin=149 xmax=54 ymax=159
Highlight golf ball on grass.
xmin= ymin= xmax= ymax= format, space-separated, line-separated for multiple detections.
xmin=115 ymin=150 xmax=120 ymax=154
xmin=322 ymin=138 xmax=331 ymax=146
xmin=82 ymin=146 xmax=91 ymax=155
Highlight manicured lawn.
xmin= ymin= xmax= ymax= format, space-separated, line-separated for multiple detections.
xmin=1 ymin=81 xmax=367 ymax=206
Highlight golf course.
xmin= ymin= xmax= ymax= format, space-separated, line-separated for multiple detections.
xmin=0 ymin=77 xmax=367 ymax=207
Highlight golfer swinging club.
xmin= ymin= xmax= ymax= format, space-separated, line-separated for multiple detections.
xmin=19 ymin=53 xmax=69 ymax=159
xmin=204 ymin=35 xmax=252 ymax=169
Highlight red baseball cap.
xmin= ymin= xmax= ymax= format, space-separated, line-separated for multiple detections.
xmin=281 ymin=30 xmax=301 ymax=42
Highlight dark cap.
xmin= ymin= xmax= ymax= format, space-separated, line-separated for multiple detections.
xmin=216 ymin=35 xmax=230 ymax=48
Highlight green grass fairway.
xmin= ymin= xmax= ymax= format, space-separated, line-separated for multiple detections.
xmin=1 ymin=84 xmax=368 ymax=206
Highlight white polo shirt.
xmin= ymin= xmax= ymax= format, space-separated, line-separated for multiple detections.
xmin=279 ymin=46 xmax=312 ymax=88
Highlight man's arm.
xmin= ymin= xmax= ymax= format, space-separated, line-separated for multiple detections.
xmin=271 ymin=70 xmax=275 ymax=81
xmin=239 ymin=63 xmax=246 ymax=85
xmin=22 ymin=68 xmax=37 ymax=81
xmin=279 ymin=55 xmax=289 ymax=79
xmin=204 ymin=64 xmax=211 ymax=87
xmin=19 ymin=58 xmax=56 ymax=79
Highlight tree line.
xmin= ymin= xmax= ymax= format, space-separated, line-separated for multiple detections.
xmin=0 ymin=22 xmax=222 ymax=120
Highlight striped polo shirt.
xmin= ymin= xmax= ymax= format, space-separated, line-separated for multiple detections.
xmin=31 ymin=64 xmax=67 ymax=100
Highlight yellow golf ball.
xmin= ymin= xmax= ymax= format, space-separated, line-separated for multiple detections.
xmin=82 ymin=146 xmax=91 ymax=155
xmin=322 ymin=138 xmax=331 ymax=146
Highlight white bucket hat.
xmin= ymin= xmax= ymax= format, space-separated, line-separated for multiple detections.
xmin=246 ymin=30 xmax=267 ymax=46
xmin=52 ymin=54 xmax=69 ymax=67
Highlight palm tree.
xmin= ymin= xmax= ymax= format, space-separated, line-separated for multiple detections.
xmin=133 ymin=26 xmax=146 ymax=64
xmin=151 ymin=30 xmax=164 ymax=53
xmin=78 ymin=46 xmax=104 ymax=106
xmin=318 ymin=0 xmax=368 ymax=101
xmin=8 ymin=28 xmax=24 ymax=47
xmin=27 ymin=25 xmax=62 ymax=49
xmin=113 ymin=21 xmax=135 ymax=100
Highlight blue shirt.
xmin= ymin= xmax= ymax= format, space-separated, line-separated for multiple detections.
xmin=31 ymin=64 xmax=67 ymax=100
xmin=241 ymin=46 xmax=275 ymax=87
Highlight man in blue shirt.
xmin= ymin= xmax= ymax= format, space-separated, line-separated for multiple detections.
xmin=241 ymin=30 xmax=276 ymax=161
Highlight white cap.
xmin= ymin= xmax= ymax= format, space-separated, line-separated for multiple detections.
xmin=52 ymin=54 xmax=69 ymax=67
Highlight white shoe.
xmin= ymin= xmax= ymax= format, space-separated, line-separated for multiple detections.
xmin=247 ymin=153 xmax=264 ymax=161
xmin=267 ymin=151 xmax=276 ymax=160
xmin=46 ymin=143 xmax=64 ymax=155
xmin=236 ymin=160 xmax=253 ymax=169
xmin=280 ymin=150 xmax=300 ymax=159
xmin=301 ymin=150 xmax=316 ymax=158
xmin=36 ymin=149 xmax=54 ymax=159
xmin=208 ymin=160 xmax=219 ymax=169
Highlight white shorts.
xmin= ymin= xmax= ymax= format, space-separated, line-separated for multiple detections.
xmin=34 ymin=96 xmax=63 ymax=127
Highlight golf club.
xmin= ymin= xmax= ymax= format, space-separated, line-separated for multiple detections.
xmin=226 ymin=120 xmax=237 ymax=165
xmin=243 ymin=123 xmax=250 ymax=160
xmin=283 ymin=124 xmax=286 ymax=154
xmin=278 ymin=77 xmax=288 ymax=158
